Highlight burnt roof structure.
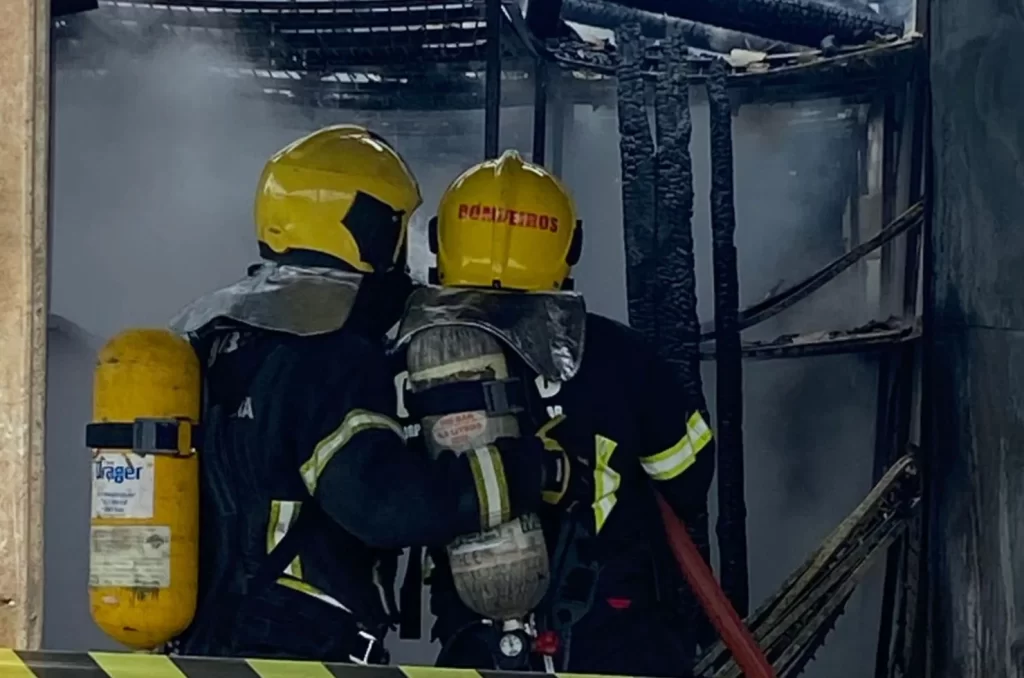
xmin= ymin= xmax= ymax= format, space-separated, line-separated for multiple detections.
xmin=53 ymin=0 xmax=920 ymax=112
xmin=50 ymin=1 xmax=930 ymax=676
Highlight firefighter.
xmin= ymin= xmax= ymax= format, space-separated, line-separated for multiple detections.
xmin=166 ymin=127 xmax=585 ymax=663
xmin=398 ymin=150 xmax=715 ymax=678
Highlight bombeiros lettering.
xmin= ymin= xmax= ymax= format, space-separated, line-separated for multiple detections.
xmin=458 ymin=203 xmax=560 ymax=233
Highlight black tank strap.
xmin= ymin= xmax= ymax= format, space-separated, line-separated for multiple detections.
xmin=85 ymin=419 xmax=202 ymax=455
xmin=539 ymin=514 xmax=600 ymax=670
xmin=398 ymin=546 xmax=423 ymax=639
xmin=375 ymin=550 xmax=402 ymax=629
xmin=405 ymin=378 xmax=526 ymax=419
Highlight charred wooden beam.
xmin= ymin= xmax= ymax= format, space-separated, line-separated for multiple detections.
xmin=101 ymin=3 xmax=484 ymax=30
xmin=699 ymin=202 xmax=924 ymax=339
xmin=652 ymin=28 xmax=711 ymax=658
xmin=605 ymin=0 xmax=900 ymax=47
xmin=532 ymin=58 xmax=548 ymax=165
xmin=53 ymin=0 xmax=97 ymax=17
xmin=697 ymin=318 xmax=920 ymax=361
xmin=562 ymin=0 xmax=802 ymax=54
xmin=484 ymin=0 xmax=502 ymax=158
xmin=707 ymin=58 xmax=748 ymax=618
xmin=696 ymin=455 xmax=919 ymax=677
xmin=526 ymin=0 xmax=565 ymax=40
xmin=615 ymin=22 xmax=657 ymax=346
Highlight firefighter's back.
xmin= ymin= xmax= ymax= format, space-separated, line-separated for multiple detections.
xmin=539 ymin=311 xmax=687 ymax=614
xmin=177 ymin=325 xmax=392 ymax=661
xmin=538 ymin=312 xmax=696 ymax=677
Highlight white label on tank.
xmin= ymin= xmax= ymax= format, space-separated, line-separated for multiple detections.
xmin=89 ymin=525 xmax=171 ymax=588
xmin=91 ymin=452 xmax=155 ymax=519
xmin=432 ymin=411 xmax=488 ymax=450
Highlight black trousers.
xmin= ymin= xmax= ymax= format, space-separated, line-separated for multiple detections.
xmin=563 ymin=602 xmax=695 ymax=678
xmin=181 ymin=583 xmax=387 ymax=664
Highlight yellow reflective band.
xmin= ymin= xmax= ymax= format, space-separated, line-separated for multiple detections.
xmin=266 ymin=500 xmax=304 ymax=579
xmin=401 ymin=667 xmax=484 ymax=678
xmin=468 ymin=445 xmax=511 ymax=529
xmin=290 ymin=553 xmax=304 ymax=580
xmin=536 ymin=413 xmax=565 ymax=438
xmin=687 ymin=411 xmax=713 ymax=452
xmin=0 ymin=650 xmax=34 ymax=678
xmin=276 ymin=576 xmax=353 ymax=613
xmin=89 ymin=653 xmax=186 ymax=678
xmin=247 ymin=658 xmax=335 ymax=678
xmin=300 ymin=409 xmax=403 ymax=494
xmin=640 ymin=412 xmax=713 ymax=482
xmin=593 ymin=435 xmax=621 ymax=533
xmin=267 ymin=500 xmax=282 ymax=552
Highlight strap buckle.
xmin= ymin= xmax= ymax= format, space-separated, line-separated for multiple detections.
xmin=482 ymin=378 xmax=518 ymax=416
xmin=133 ymin=418 xmax=188 ymax=456
xmin=86 ymin=418 xmax=196 ymax=456
xmin=348 ymin=629 xmax=385 ymax=665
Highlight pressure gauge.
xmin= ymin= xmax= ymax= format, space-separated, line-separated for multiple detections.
xmin=500 ymin=632 xmax=524 ymax=657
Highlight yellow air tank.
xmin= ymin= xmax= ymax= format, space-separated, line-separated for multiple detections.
xmin=86 ymin=328 xmax=200 ymax=650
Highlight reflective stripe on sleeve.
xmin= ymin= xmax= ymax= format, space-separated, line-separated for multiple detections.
xmin=468 ymin=446 xmax=511 ymax=529
xmin=300 ymin=409 xmax=404 ymax=494
xmin=276 ymin=577 xmax=353 ymax=613
xmin=639 ymin=411 xmax=714 ymax=481
xmin=266 ymin=500 xmax=304 ymax=579
xmin=593 ymin=435 xmax=621 ymax=533
xmin=687 ymin=411 xmax=713 ymax=451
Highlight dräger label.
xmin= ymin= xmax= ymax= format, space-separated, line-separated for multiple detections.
xmin=89 ymin=525 xmax=171 ymax=588
xmin=91 ymin=452 xmax=155 ymax=520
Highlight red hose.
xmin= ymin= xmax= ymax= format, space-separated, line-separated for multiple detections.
xmin=656 ymin=494 xmax=776 ymax=678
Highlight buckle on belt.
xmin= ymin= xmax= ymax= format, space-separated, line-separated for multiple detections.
xmin=482 ymin=378 xmax=521 ymax=416
xmin=348 ymin=629 xmax=383 ymax=665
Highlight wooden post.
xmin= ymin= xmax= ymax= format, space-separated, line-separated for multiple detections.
xmin=0 ymin=0 xmax=50 ymax=650
xmin=929 ymin=1 xmax=1024 ymax=676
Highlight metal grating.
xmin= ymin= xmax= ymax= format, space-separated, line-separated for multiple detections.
xmin=59 ymin=0 xmax=507 ymax=67
xmin=54 ymin=0 xmax=542 ymax=110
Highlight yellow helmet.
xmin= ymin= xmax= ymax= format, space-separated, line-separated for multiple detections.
xmin=255 ymin=124 xmax=422 ymax=273
xmin=433 ymin=150 xmax=582 ymax=291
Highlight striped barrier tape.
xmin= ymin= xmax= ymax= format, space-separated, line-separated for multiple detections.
xmin=0 ymin=650 xmax=602 ymax=678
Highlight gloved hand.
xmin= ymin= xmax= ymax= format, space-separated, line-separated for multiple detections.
xmin=534 ymin=415 xmax=592 ymax=509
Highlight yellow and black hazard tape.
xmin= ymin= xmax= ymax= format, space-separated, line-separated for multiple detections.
xmin=0 ymin=650 xmax=566 ymax=678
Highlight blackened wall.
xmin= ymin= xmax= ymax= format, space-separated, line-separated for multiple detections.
xmin=928 ymin=1 xmax=1024 ymax=675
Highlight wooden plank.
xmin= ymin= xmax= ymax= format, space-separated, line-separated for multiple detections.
xmin=0 ymin=0 xmax=50 ymax=651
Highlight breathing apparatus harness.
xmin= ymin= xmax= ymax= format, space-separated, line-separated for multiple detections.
xmin=145 ymin=330 xmax=395 ymax=663
xmin=398 ymin=351 xmax=600 ymax=671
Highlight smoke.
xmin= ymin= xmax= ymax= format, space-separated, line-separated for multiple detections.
xmin=49 ymin=10 xmax=539 ymax=658
xmin=51 ymin=6 xmax=893 ymax=674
